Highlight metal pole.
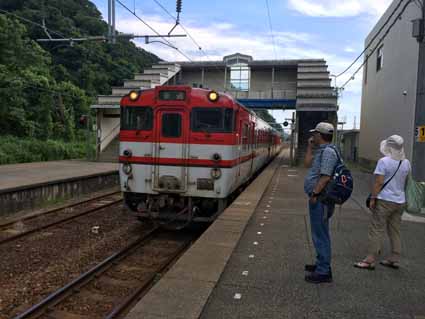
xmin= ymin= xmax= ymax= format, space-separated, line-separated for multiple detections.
xmin=290 ymin=112 xmax=295 ymax=166
xmin=108 ymin=0 xmax=112 ymax=42
xmin=201 ymin=67 xmax=205 ymax=87
xmin=112 ymin=0 xmax=116 ymax=44
xmin=224 ymin=66 xmax=227 ymax=91
xmin=413 ymin=3 xmax=425 ymax=181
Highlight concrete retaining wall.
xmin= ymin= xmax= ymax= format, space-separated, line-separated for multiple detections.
xmin=0 ymin=172 xmax=119 ymax=217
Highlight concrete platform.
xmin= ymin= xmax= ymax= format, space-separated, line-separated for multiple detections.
xmin=125 ymin=154 xmax=425 ymax=319
xmin=0 ymin=160 xmax=118 ymax=216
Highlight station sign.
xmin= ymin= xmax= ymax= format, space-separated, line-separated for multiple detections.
xmin=416 ymin=125 xmax=425 ymax=142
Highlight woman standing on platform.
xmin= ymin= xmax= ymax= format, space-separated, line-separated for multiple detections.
xmin=354 ymin=135 xmax=411 ymax=270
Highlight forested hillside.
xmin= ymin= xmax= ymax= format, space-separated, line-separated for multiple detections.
xmin=0 ymin=0 xmax=160 ymax=163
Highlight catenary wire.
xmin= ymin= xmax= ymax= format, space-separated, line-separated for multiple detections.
xmin=334 ymin=0 xmax=410 ymax=78
xmin=265 ymin=0 xmax=277 ymax=60
xmin=341 ymin=0 xmax=414 ymax=89
xmin=150 ymin=0 xmax=224 ymax=70
xmin=115 ymin=0 xmax=193 ymax=61
xmin=151 ymin=0 xmax=202 ymax=50
xmin=0 ymin=8 xmax=67 ymax=39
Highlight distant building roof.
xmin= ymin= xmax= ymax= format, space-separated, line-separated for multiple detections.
xmin=162 ymin=53 xmax=326 ymax=69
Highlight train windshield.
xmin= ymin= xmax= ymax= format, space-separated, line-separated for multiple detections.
xmin=191 ymin=108 xmax=234 ymax=133
xmin=121 ymin=107 xmax=153 ymax=130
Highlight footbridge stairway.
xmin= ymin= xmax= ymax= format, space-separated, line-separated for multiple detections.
xmin=91 ymin=63 xmax=181 ymax=162
xmin=295 ymin=61 xmax=338 ymax=163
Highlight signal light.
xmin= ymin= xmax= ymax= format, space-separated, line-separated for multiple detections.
xmin=208 ymin=91 xmax=219 ymax=102
xmin=129 ymin=91 xmax=139 ymax=101
xmin=79 ymin=115 xmax=88 ymax=126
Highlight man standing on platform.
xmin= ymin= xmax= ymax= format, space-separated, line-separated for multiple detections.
xmin=303 ymin=122 xmax=338 ymax=284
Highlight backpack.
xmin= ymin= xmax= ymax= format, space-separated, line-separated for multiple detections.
xmin=320 ymin=145 xmax=354 ymax=205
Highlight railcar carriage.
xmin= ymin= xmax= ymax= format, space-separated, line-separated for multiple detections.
xmin=119 ymin=86 xmax=281 ymax=228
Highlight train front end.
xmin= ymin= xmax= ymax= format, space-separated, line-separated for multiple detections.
xmin=119 ymin=86 xmax=239 ymax=227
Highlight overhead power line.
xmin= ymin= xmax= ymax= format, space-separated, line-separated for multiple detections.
xmin=152 ymin=0 xmax=202 ymax=50
xmin=115 ymin=0 xmax=193 ymax=61
xmin=151 ymin=0 xmax=226 ymax=72
xmin=0 ymin=8 xmax=67 ymax=39
xmin=265 ymin=0 xmax=277 ymax=60
xmin=341 ymin=0 xmax=414 ymax=89
xmin=334 ymin=0 xmax=410 ymax=79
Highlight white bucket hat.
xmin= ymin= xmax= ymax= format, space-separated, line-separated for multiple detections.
xmin=380 ymin=135 xmax=405 ymax=161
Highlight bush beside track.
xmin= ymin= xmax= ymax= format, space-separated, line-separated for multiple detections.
xmin=0 ymin=135 xmax=95 ymax=164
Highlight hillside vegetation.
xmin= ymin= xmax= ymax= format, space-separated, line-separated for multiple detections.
xmin=0 ymin=0 xmax=159 ymax=164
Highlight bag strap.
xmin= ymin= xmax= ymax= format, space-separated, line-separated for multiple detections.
xmin=380 ymin=160 xmax=402 ymax=192
xmin=319 ymin=145 xmax=342 ymax=169
xmin=325 ymin=145 xmax=343 ymax=164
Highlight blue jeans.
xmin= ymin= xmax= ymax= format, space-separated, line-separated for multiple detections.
xmin=309 ymin=200 xmax=334 ymax=275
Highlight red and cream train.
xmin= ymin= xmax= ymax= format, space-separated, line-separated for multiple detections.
xmin=119 ymin=86 xmax=281 ymax=226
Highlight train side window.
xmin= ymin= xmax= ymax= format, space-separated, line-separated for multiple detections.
xmin=162 ymin=113 xmax=181 ymax=138
xmin=242 ymin=123 xmax=249 ymax=151
xmin=191 ymin=108 xmax=234 ymax=133
xmin=121 ymin=107 xmax=153 ymax=130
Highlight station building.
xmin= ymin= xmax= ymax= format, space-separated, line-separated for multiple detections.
xmin=91 ymin=53 xmax=337 ymax=162
xmin=359 ymin=0 xmax=424 ymax=178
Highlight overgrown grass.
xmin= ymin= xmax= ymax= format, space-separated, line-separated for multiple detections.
xmin=0 ymin=135 xmax=96 ymax=165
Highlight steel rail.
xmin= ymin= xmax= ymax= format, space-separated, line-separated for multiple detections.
xmin=14 ymin=227 xmax=162 ymax=319
xmin=0 ymin=196 xmax=123 ymax=245
xmin=105 ymin=239 xmax=192 ymax=319
xmin=0 ymin=190 xmax=121 ymax=230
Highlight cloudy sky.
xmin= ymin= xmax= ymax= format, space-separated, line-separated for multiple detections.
xmin=92 ymin=0 xmax=393 ymax=128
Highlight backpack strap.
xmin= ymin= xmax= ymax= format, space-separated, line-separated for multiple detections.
xmin=319 ymin=144 xmax=342 ymax=166
xmin=326 ymin=145 xmax=343 ymax=164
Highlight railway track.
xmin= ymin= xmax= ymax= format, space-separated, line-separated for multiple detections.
xmin=14 ymin=227 xmax=195 ymax=319
xmin=0 ymin=191 xmax=123 ymax=245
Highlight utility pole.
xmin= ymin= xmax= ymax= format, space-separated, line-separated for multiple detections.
xmin=112 ymin=0 xmax=116 ymax=44
xmin=413 ymin=3 xmax=425 ymax=181
xmin=108 ymin=0 xmax=112 ymax=41
xmin=37 ymin=0 xmax=186 ymax=46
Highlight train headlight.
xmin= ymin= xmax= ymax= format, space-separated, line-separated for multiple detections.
xmin=211 ymin=168 xmax=222 ymax=179
xmin=122 ymin=163 xmax=132 ymax=175
xmin=129 ymin=91 xmax=139 ymax=101
xmin=208 ymin=91 xmax=219 ymax=102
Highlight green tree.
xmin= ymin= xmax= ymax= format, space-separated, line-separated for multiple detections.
xmin=0 ymin=0 xmax=160 ymax=164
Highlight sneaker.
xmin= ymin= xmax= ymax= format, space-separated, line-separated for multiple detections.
xmin=305 ymin=265 xmax=333 ymax=277
xmin=305 ymin=264 xmax=317 ymax=272
xmin=305 ymin=272 xmax=333 ymax=284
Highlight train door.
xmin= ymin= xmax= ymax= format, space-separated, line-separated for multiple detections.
xmin=153 ymin=108 xmax=188 ymax=192
xmin=249 ymin=122 xmax=255 ymax=175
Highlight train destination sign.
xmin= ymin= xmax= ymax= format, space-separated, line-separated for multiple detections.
xmin=159 ymin=90 xmax=186 ymax=101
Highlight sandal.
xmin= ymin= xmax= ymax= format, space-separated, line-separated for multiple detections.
xmin=353 ymin=260 xmax=376 ymax=270
xmin=380 ymin=260 xmax=400 ymax=269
